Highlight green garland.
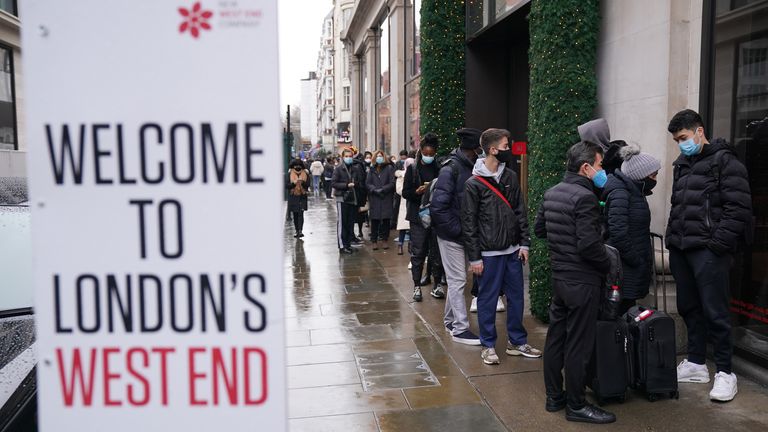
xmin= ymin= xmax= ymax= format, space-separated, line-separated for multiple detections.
xmin=527 ymin=0 xmax=600 ymax=322
xmin=420 ymin=0 xmax=465 ymax=155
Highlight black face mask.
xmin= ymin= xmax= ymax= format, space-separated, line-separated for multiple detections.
xmin=495 ymin=148 xmax=514 ymax=164
xmin=293 ymin=167 xmax=302 ymax=172
xmin=642 ymin=178 xmax=657 ymax=195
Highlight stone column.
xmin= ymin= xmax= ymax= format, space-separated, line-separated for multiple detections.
xmin=364 ymin=29 xmax=379 ymax=152
xmin=349 ymin=48 xmax=362 ymax=151
xmin=388 ymin=0 xmax=406 ymax=154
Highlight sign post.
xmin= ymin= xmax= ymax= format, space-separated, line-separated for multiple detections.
xmin=22 ymin=1 xmax=285 ymax=430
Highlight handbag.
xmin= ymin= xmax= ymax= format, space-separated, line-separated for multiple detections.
xmin=343 ymin=188 xmax=357 ymax=205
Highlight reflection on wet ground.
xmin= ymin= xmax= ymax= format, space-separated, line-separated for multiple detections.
xmin=286 ymin=197 xmax=768 ymax=431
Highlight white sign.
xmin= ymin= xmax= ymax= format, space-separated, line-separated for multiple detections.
xmin=22 ymin=1 xmax=285 ymax=430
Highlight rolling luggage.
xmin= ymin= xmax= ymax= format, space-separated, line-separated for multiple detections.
xmin=624 ymin=305 xmax=679 ymax=401
xmin=591 ymin=319 xmax=629 ymax=405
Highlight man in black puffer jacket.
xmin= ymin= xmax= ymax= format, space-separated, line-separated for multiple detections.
xmin=432 ymin=128 xmax=482 ymax=346
xmin=666 ymin=109 xmax=752 ymax=403
xmin=535 ymin=141 xmax=615 ymax=424
xmin=462 ymin=128 xmax=539 ymax=367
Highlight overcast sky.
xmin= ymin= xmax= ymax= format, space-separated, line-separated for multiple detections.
xmin=278 ymin=0 xmax=334 ymax=111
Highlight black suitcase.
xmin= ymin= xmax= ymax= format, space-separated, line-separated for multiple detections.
xmin=591 ymin=319 xmax=629 ymax=405
xmin=624 ymin=305 xmax=679 ymax=401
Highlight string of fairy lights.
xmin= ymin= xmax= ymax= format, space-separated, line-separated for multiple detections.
xmin=419 ymin=0 xmax=465 ymax=155
xmin=527 ymin=0 xmax=600 ymax=322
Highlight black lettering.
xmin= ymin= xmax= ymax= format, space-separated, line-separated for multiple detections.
xmin=91 ymin=124 xmax=113 ymax=185
xmin=76 ymin=274 xmax=101 ymax=333
xmin=200 ymin=274 xmax=226 ymax=332
xmin=116 ymin=124 xmax=137 ymax=184
xmin=245 ymin=122 xmax=264 ymax=183
xmin=139 ymin=124 xmax=164 ymax=184
xmin=139 ymin=275 xmax=163 ymax=332
xmin=243 ymin=273 xmax=267 ymax=332
xmin=202 ymin=123 xmax=239 ymax=183
xmin=170 ymin=274 xmax=194 ymax=332
xmin=170 ymin=123 xmax=195 ymax=184
xmin=46 ymin=124 xmax=86 ymax=185
xmin=107 ymin=274 xmax=133 ymax=333
xmin=158 ymin=199 xmax=183 ymax=259
xmin=129 ymin=199 xmax=153 ymax=259
xmin=53 ymin=275 xmax=72 ymax=333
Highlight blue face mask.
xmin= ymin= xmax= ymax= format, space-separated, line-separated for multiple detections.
xmin=589 ymin=165 xmax=608 ymax=188
xmin=678 ymin=129 xmax=703 ymax=156
xmin=343 ymin=157 xmax=354 ymax=165
xmin=422 ymin=156 xmax=435 ymax=164
xmin=376 ymin=156 xmax=385 ymax=164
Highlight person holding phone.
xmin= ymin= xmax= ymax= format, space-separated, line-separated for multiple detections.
xmin=403 ymin=133 xmax=443 ymax=302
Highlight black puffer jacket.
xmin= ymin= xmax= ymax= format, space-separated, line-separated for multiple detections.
xmin=534 ymin=172 xmax=611 ymax=285
xmin=603 ymin=170 xmax=652 ymax=300
xmin=332 ymin=163 xmax=353 ymax=199
xmin=666 ymin=139 xmax=752 ymax=255
xmin=461 ymin=166 xmax=530 ymax=262
xmin=402 ymin=160 xmax=440 ymax=224
xmin=431 ymin=149 xmax=475 ymax=243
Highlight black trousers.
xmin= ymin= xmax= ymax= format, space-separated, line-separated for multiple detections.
xmin=544 ymin=277 xmax=600 ymax=409
xmin=336 ymin=202 xmax=356 ymax=249
xmin=670 ymin=247 xmax=734 ymax=374
xmin=323 ymin=178 xmax=333 ymax=198
xmin=409 ymin=222 xmax=443 ymax=285
xmin=370 ymin=218 xmax=390 ymax=242
xmin=292 ymin=211 xmax=304 ymax=233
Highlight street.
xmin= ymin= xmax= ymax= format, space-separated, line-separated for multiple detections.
xmin=286 ymin=197 xmax=768 ymax=431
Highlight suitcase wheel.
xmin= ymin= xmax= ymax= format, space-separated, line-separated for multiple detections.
xmin=647 ymin=393 xmax=660 ymax=402
xmin=671 ymin=391 xmax=679 ymax=400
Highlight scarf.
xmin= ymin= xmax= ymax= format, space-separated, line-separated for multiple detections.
xmin=290 ymin=169 xmax=308 ymax=196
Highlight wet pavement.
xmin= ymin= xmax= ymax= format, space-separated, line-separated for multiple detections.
xmin=285 ymin=197 xmax=768 ymax=431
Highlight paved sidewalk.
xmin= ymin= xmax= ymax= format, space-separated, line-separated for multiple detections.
xmin=285 ymin=197 xmax=768 ymax=431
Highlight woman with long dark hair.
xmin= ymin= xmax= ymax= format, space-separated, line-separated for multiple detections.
xmin=286 ymin=159 xmax=310 ymax=238
xmin=366 ymin=150 xmax=396 ymax=250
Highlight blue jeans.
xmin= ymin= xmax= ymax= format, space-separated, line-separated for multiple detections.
xmin=477 ymin=251 xmax=527 ymax=348
xmin=312 ymin=176 xmax=321 ymax=195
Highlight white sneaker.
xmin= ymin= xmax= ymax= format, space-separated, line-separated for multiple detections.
xmin=709 ymin=372 xmax=738 ymax=402
xmin=407 ymin=262 xmax=412 ymax=270
xmin=677 ymin=359 xmax=710 ymax=383
xmin=496 ymin=297 xmax=506 ymax=312
xmin=470 ymin=297 xmax=478 ymax=313
xmin=481 ymin=347 xmax=500 ymax=365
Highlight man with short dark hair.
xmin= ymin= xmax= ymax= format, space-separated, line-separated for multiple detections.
xmin=535 ymin=141 xmax=616 ymax=424
xmin=462 ymin=128 xmax=540 ymax=363
xmin=431 ymin=128 xmax=483 ymax=345
xmin=396 ymin=150 xmax=409 ymax=170
xmin=666 ymin=109 xmax=752 ymax=402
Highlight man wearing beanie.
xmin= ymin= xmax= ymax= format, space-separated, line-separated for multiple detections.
xmin=431 ymin=128 xmax=484 ymax=345
xmin=602 ymin=144 xmax=661 ymax=314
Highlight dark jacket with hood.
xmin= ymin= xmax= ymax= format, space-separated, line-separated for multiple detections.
xmin=666 ymin=138 xmax=752 ymax=255
xmin=402 ymin=158 xmax=440 ymax=224
xmin=461 ymin=160 xmax=530 ymax=263
xmin=534 ymin=172 xmax=611 ymax=285
xmin=603 ymin=169 xmax=652 ymax=300
xmin=578 ymin=118 xmax=625 ymax=175
xmin=351 ymin=154 xmax=368 ymax=207
xmin=366 ymin=163 xmax=396 ymax=220
xmin=431 ymin=149 xmax=475 ymax=243
xmin=332 ymin=161 xmax=354 ymax=201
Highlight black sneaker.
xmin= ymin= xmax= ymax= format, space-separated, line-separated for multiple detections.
xmin=451 ymin=330 xmax=481 ymax=346
xmin=565 ymin=404 xmax=616 ymax=424
xmin=545 ymin=392 xmax=567 ymax=412
xmin=430 ymin=284 xmax=446 ymax=299
xmin=413 ymin=286 xmax=423 ymax=302
xmin=339 ymin=248 xmax=354 ymax=255
xmin=298 ymin=232 xmax=305 ymax=238
xmin=351 ymin=237 xmax=362 ymax=244
xmin=445 ymin=323 xmax=454 ymax=333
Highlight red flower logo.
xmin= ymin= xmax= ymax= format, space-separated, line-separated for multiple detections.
xmin=178 ymin=2 xmax=213 ymax=39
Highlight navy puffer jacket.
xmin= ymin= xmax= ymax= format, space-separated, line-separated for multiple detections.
xmin=603 ymin=170 xmax=652 ymax=300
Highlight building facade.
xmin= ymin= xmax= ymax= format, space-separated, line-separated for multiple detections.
xmin=300 ymin=71 xmax=318 ymax=147
xmin=316 ymin=10 xmax=336 ymax=152
xmin=333 ymin=0 xmax=355 ymax=154
xmin=0 ymin=2 xmax=23 ymax=177
xmin=465 ymin=0 xmax=768 ymax=369
xmin=342 ymin=0 xmax=422 ymax=156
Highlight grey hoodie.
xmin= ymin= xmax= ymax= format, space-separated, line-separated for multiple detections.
xmin=472 ymin=158 xmax=505 ymax=182
xmin=578 ymin=118 xmax=611 ymax=151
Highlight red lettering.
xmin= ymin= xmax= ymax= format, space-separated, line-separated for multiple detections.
xmin=243 ymin=347 xmax=267 ymax=405
xmin=126 ymin=348 xmax=150 ymax=406
xmin=212 ymin=347 xmax=238 ymax=405
xmin=152 ymin=347 xmax=174 ymax=406
xmin=56 ymin=348 xmax=97 ymax=406
xmin=102 ymin=347 xmax=122 ymax=406
xmin=188 ymin=347 xmax=207 ymax=406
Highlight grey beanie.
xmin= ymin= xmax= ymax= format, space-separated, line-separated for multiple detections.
xmin=620 ymin=144 xmax=661 ymax=181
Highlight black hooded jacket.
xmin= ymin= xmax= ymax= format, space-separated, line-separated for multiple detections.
xmin=431 ymin=149 xmax=475 ymax=243
xmin=603 ymin=170 xmax=652 ymax=300
xmin=666 ymin=138 xmax=752 ymax=255
xmin=534 ymin=172 xmax=611 ymax=285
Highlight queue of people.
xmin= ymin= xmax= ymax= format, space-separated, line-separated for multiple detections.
xmin=292 ymin=107 xmax=752 ymax=425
